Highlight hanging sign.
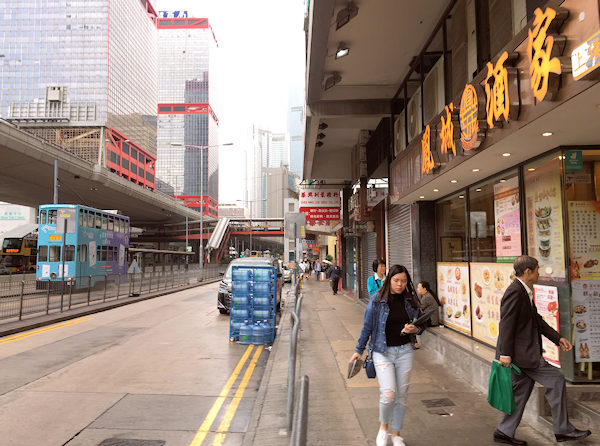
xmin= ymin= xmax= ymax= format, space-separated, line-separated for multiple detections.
xmin=572 ymin=30 xmax=600 ymax=80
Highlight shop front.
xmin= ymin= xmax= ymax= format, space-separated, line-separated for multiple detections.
xmin=389 ymin=1 xmax=600 ymax=382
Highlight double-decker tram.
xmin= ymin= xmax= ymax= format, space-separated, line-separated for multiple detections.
xmin=36 ymin=204 xmax=130 ymax=289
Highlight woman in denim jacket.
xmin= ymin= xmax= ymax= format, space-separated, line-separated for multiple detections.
xmin=349 ymin=264 xmax=425 ymax=446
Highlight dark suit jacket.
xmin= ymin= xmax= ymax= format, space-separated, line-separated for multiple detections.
xmin=495 ymin=279 xmax=562 ymax=369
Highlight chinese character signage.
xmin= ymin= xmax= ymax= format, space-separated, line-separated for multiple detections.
xmin=568 ymin=201 xmax=600 ymax=281
xmin=470 ymin=262 xmax=515 ymax=346
xmin=533 ymin=284 xmax=561 ymax=367
xmin=437 ymin=262 xmax=471 ymax=335
xmin=572 ymin=30 xmax=600 ymax=80
xmin=459 ymin=84 xmax=486 ymax=151
xmin=484 ymin=51 xmax=520 ymax=129
xmin=299 ymin=189 xmax=341 ymax=208
xmin=493 ymin=177 xmax=521 ymax=262
xmin=525 ymin=159 xmax=566 ymax=280
xmin=421 ymin=125 xmax=436 ymax=174
xmin=571 ymin=281 xmax=600 ymax=363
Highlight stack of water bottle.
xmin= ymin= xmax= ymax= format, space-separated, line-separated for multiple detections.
xmin=229 ymin=265 xmax=277 ymax=344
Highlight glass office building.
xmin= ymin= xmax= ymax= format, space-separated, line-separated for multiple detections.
xmin=156 ymin=11 xmax=220 ymax=219
xmin=0 ymin=0 xmax=158 ymax=189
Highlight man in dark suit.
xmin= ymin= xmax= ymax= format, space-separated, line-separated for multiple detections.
xmin=493 ymin=255 xmax=591 ymax=445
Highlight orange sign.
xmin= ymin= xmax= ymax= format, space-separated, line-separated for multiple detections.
xmin=459 ymin=84 xmax=483 ymax=151
xmin=421 ymin=125 xmax=435 ymax=174
xmin=440 ymin=103 xmax=456 ymax=157
xmin=527 ymin=7 xmax=562 ymax=101
xmin=49 ymin=235 xmax=61 ymax=241
xmin=5 ymin=248 xmax=19 ymax=253
xmin=485 ymin=52 xmax=510 ymax=129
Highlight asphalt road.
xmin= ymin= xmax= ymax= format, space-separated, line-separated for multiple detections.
xmin=0 ymin=282 xmax=272 ymax=446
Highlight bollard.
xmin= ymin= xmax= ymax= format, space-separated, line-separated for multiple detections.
xmin=103 ymin=274 xmax=107 ymax=302
xmin=87 ymin=276 xmax=92 ymax=305
xmin=60 ymin=279 xmax=65 ymax=313
xmin=46 ymin=281 xmax=51 ymax=314
xmin=157 ymin=271 xmax=160 ymax=290
xmin=116 ymin=274 xmax=121 ymax=299
xmin=18 ymin=281 xmax=25 ymax=320
xmin=68 ymin=280 xmax=73 ymax=309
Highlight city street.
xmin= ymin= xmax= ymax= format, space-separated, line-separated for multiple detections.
xmin=0 ymin=282 xmax=271 ymax=446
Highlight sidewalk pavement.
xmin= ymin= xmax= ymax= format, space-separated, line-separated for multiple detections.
xmin=243 ymin=278 xmax=559 ymax=446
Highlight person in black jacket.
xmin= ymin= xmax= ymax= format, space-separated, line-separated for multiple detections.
xmin=493 ymin=255 xmax=591 ymax=445
xmin=327 ymin=262 xmax=342 ymax=295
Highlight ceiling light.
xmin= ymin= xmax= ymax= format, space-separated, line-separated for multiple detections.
xmin=528 ymin=168 xmax=536 ymax=171
xmin=419 ymin=195 xmax=425 ymax=199
xmin=472 ymin=168 xmax=480 ymax=172
xmin=502 ymin=152 xmax=511 ymax=157
xmin=475 ymin=188 xmax=482 ymax=192
xmin=317 ymin=133 xmax=326 ymax=140
xmin=499 ymin=179 xmax=506 ymax=183
xmin=433 ymin=188 xmax=439 ymax=192
xmin=458 ymin=195 xmax=464 ymax=199
xmin=335 ymin=42 xmax=350 ymax=59
xmin=323 ymin=71 xmax=342 ymax=90
xmin=336 ymin=1 xmax=359 ymax=30
xmin=315 ymin=141 xmax=324 ymax=147
xmin=542 ymin=132 xmax=553 ymax=137
xmin=450 ymin=179 xmax=458 ymax=183
xmin=318 ymin=122 xmax=328 ymax=130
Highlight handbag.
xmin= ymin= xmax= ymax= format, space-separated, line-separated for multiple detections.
xmin=487 ymin=360 xmax=521 ymax=414
xmin=364 ymin=348 xmax=376 ymax=379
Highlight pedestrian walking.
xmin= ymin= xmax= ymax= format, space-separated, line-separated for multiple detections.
xmin=493 ymin=255 xmax=591 ymax=445
xmin=367 ymin=258 xmax=386 ymax=297
xmin=315 ymin=260 xmax=322 ymax=281
xmin=349 ymin=264 xmax=425 ymax=446
xmin=416 ymin=281 xmax=440 ymax=326
xmin=327 ymin=262 xmax=342 ymax=295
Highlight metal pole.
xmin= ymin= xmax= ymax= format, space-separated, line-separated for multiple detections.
xmin=200 ymin=146 xmax=204 ymax=271
xmin=60 ymin=219 xmax=66 ymax=312
xmin=103 ymin=274 xmax=107 ymax=302
xmin=249 ymin=217 xmax=252 ymax=251
xmin=46 ymin=281 xmax=51 ymax=314
xmin=53 ymin=160 xmax=58 ymax=204
xmin=286 ymin=293 xmax=304 ymax=432
xmin=116 ymin=274 xmax=120 ymax=299
xmin=18 ymin=281 xmax=24 ymax=320
xmin=185 ymin=215 xmax=189 ymax=269
xmin=87 ymin=276 xmax=91 ymax=304
xmin=290 ymin=375 xmax=309 ymax=446
xmin=68 ymin=280 xmax=73 ymax=309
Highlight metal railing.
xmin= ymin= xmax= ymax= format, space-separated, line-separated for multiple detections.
xmin=0 ymin=264 xmax=224 ymax=322
xmin=286 ymin=270 xmax=308 ymax=443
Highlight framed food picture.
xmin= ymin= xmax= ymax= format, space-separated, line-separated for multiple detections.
xmin=437 ymin=262 xmax=471 ymax=335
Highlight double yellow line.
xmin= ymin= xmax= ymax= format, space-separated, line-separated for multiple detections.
xmin=0 ymin=317 xmax=91 ymax=345
xmin=190 ymin=344 xmax=263 ymax=446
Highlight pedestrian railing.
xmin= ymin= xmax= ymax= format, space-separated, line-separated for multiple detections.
xmin=286 ymin=270 xmax=309 ymax=444
xmin=0 ymin=264 xmax=224 ymax=322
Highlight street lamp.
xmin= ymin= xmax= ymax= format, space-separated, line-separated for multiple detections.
xmin=170 ymin=142 xmax=233 ymax=268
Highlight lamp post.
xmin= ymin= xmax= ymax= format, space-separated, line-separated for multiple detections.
xmin=170 ymin=142 xmax=233 ymax=267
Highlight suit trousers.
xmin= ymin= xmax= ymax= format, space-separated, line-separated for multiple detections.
xmin=498 ymin=357 xmax=574 ymax=437
xmin=330 ymin=278 xmax=339 ymax=294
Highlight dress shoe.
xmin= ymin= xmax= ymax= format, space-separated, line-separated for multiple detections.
xmin=493 ymin=429 xmax=527 ymax=445
xmin=555 ymin=429 xmax=591 ymax=442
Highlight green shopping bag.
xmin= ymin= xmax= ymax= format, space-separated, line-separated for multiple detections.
xmin=487 ymin=360 xmax=521 ymax=414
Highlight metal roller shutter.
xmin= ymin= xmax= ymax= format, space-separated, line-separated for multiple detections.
xmin=362 ymin=232 xmax=377 ymax=299
xmin=387 ymin=204 xmax=413 ymax=277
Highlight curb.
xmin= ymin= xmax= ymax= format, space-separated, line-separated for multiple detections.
xmin=0 ymin=277 xmax=222 ymax=338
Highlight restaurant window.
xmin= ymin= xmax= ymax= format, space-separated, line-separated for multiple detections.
xmin=436 ymin=192 xmax=468 ymax=262
xmin=524 ymin=153 xmax=566 ymax=282
xmin=469 ymin=170 xmax=520 ymax=263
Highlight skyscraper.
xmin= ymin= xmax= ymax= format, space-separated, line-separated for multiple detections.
xmin=155 ymin=7 xmax=220 ymax=219
xmin=0 ymin=0 xmax=159 ymax=190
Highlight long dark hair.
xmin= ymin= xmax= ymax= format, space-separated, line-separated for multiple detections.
xmin=420 ymin=280 xmax=441 ymax=305
xmin=377 ymin=264 xmax=419 ymax=309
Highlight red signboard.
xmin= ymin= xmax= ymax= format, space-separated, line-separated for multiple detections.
xmin=301 ymin=208 xmax=340 ymax=221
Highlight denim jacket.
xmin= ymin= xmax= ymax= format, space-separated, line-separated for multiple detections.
xmin=355 ymin=291 xmax=425 ymax=355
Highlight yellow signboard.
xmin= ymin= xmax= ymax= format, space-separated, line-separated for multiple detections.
xmin=49 ymin=235 xmax=61 ymax=241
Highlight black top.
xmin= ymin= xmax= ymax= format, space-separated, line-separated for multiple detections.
xmin=385 ymin=293 xmax=412 ymax=346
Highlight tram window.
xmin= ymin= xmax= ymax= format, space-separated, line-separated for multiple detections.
xmin=49 ymin=246 xmax=61 ymax=262
xmin=78 ymin=210 xmax=84 ymax=227
xmin=48 ymin=210 xmax=57 ymax=224
xmin=102 ymin=215 xmax=107 ymax=230
xmin=64 ymin=245 xmax=75 ymax=262
xmin=38 ymin=246 xmax=48 ymax=262
xmin=96 ymin=214 xmax=101 ymax=229
xmin=108 ymin=217 xmax=114 ymax=231
xmin=107 ymin=247 xmax=113 ymax=261
xmin=118 ymin=219 xmax=123 ymax=233
xmin=79 ymin=244 xmax=88 ymax=262
xmin=97 ymin=245 xmax=102 ymax=261
xmin=40 ymin=210 xmax=47 ymax=224
xmin=88 ymin=213 xmax=94 ymax=228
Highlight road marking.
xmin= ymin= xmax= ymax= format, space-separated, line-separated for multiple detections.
xmin=189 ymin=344 xmax=255 ymax=446
xmin=211 ymin=345 xmax=263 ymax=446
xmin=0 ymin=317 xmax=91 ymax=345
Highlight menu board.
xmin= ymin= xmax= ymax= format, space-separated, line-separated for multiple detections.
xmin=533 ymin=284 xmax=561 ymax=368
xmin=437 ymin=262 xmax=471 ymax=335
xmin=571 ymin=281 xmax=600 ymax=362
xmin=525 ymin=159 xmax=566 ymax=280
xmin=568 ymin=201 xmax=600 ymax=280
xmin=493 ymin=177 xmax=521 ymax=262
xmin=470 ymin=262 xmax=515 ymax=346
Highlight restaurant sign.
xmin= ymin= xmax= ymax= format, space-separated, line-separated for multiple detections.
xmin=572 ymin=30 xmax=600 ymax=80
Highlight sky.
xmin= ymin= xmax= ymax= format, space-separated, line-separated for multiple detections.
xmin=156 ymin=0 xmax=307 ymax=204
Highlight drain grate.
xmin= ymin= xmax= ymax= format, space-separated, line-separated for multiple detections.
xmin=427 ymin=408 xmax=452 ymax=416
xmin=98 ymin=440 xmax=166 ymax=446
xmin=421 ymin=398 xmax=455 ymax=408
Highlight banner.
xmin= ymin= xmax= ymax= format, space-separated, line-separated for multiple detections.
xmin=438 ymin=262 xmax=471 ymax=335
xmin=572 ymin=281 xmax=600 ymax=363
xmin=493 ymin=177 xmax=521 ymax=262
xmin=533 ymin=284 xmax=561 ymax=367
xmin=568 ymin=201 xmax=600 ymax=280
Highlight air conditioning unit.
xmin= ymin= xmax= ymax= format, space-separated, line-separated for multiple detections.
xmin=423 ymin=56 xmax=445 ymax=125
xmin=394 ymin=110 xmax=406 ymax=156
xmin=406 ymin=88 xmax=422 ymax=143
